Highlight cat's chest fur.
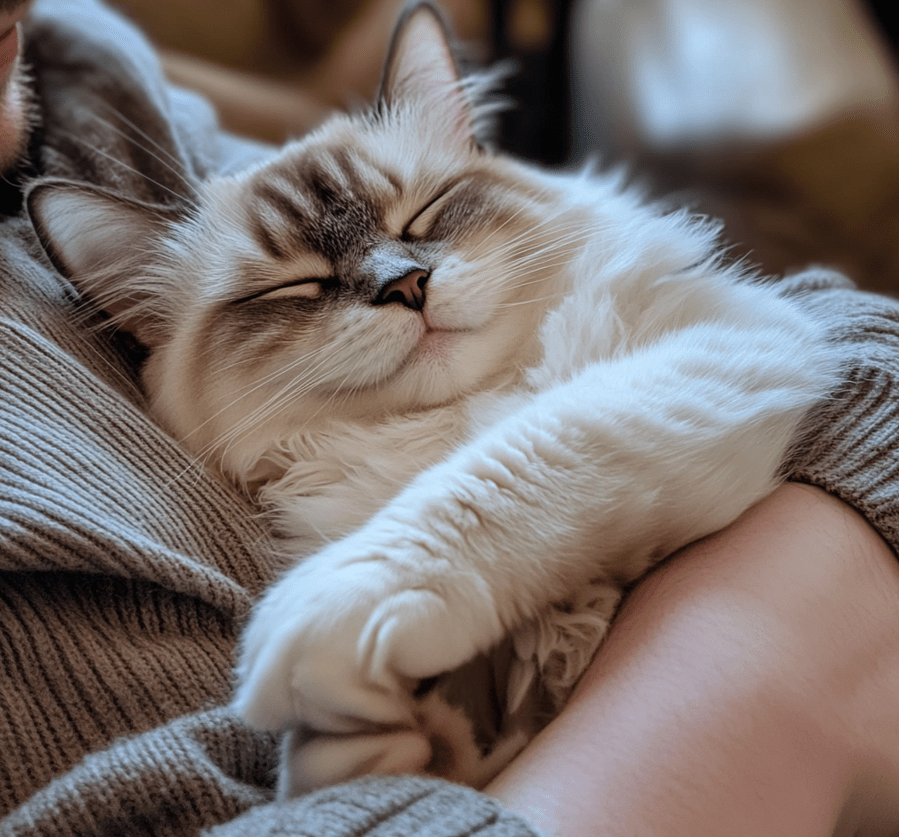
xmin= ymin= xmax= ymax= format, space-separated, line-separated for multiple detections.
xmin=251 ymin=243 xmax=649 ymax=552
xmin=257 ymin=387 xmax=538 ymax=550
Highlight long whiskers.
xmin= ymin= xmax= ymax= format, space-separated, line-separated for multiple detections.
xmin=184 ymin=343 xmax=338 ymax=450
xmin=161 ymin=345 xmax=357 ymax=489
xmin=495 ymin=293 xmax=567 ymax=309
xmin=66 ymin=133 xmax=190 ymax=205
xmin=87 ymin=105 xmax=194 ymax=190
xmin=474 ymin=214 xmax=595 ymax=277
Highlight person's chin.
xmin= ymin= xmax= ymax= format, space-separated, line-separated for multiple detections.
xmin=0 ymin=60 xmax=31 ymax=175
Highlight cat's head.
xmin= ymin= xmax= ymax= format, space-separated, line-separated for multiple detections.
xmin=27 ymin=3 xmax=576 ymax=479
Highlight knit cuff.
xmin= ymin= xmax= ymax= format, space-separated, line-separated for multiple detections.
xmin=782 ymin=270 xmax=899 ymax=556
xmin=203 ymin=776 xmax=543 ymax=837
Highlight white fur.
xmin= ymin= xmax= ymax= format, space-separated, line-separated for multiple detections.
xmin=233 ymin=172 xmax=839 ymax=791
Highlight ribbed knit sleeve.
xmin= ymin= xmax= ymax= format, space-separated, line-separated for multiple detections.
xmin=4 ymin=749 xmax=541 ymax=837
xmin=204 ymin=777 xmax=544 ymax=837
xmin=0 ymin=316 xmax=276 ymax=811
xmin=780 ymin=269 xmax=899 ymax=555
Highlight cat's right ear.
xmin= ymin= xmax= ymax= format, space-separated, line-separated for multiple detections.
xmin=377 ymin=2 xmax=479 ymax=148
xmin=27 ymin=180 xmax=179 ymax=346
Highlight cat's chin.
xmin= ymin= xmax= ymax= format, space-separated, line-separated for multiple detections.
xmin=357 ymin=315 xmax=537 ymax=417
xmin=361 ymin=327 xmax=520 ymax=413
xmin=385 ymin=326 xmax=474 ymax=387
xmin=413 ymin=327 xmax=468 ymax=358
xmin=290 ymin=323 xmax=481 ymax=412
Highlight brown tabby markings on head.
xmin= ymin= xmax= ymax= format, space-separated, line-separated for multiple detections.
xmin=28 ymin=64 xmax=575 ymax=475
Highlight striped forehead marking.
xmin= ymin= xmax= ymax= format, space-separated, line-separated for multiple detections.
xmin=249 ymin=148 xmax=402 ymax=262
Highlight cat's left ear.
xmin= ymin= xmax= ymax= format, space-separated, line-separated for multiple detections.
xmin=378 ymin=2 xmax=481 ymax=148
xmin=27 ymin=179 xmax=182 ymax=346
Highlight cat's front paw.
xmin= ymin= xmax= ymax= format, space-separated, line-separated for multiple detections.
xmin=232 ymin=536 xmax=501 ymax=793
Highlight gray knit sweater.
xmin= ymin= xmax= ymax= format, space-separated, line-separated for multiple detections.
xmin=2 ymin=1 xmax=899 ymax=835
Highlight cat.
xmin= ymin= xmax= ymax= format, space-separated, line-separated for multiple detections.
xmin=27 ymin=1 xmax=839 ymax=798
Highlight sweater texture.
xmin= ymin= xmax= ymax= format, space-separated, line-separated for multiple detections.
xmin=2 ymin=1 xmax=899 ymax=835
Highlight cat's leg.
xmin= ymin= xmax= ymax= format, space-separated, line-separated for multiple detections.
xmin=234 ymin=289 xmax=839 ymax=793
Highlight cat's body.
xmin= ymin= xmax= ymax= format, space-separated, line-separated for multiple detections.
xmin=29 ymin=4 xmax=839 ymax=797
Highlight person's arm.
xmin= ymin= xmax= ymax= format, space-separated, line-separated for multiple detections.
xmin=160 ymin=50 xmax=330 ymax=143
xmin=488 ymin=481 xmax=899 ymax=836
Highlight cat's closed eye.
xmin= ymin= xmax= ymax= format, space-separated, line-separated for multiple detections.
xmin=236 ymin=278 xmax=338 ymax=303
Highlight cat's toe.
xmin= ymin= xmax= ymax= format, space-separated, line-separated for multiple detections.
xmin=233 ymin=535 xmax=502 ymax=784
xmin=358 ymin=587 xmax=489 ymax=683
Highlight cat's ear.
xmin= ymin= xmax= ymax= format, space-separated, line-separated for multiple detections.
xmin=377 ymin=2 xmax=480 ymax=148
xmin=27 ymin=180 xmax=179 ymax=346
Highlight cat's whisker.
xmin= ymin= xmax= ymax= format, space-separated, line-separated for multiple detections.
xmin=292 ymin=370 xmax=365 ymax=429
xmin=471 ymin=192 xmax=558 ymax=250
xmin=495 ymin=233 xmax=601 ymax=278
xmin=210 ymin=340 xmax=338 ymax=403
xmin=87 ymin=108 xmax=196 ymax=192
xmin=195 ymin=347 xmax=363 ymax=461
xmin=475 ymin=225 xmax=563 ymax=263
xmin=90 ymin=100 xmax=193 ymax=172
xmin=497 ymin=270 xmax=559 ymax=297
xmin=505 ymin=222 xmax=597 ymax=256
xmin=495 ymin=293 xmax=567 ymax=309
xmin=470 ymin=245 xmax=594 ymax=298
xmin=162 ymin=452 xmax=215 ymax=495
xmin=474 ymin=223 xmax=594 ymax=272
xmin=509 ymin=243 xmax=593 ymax=269
xmin=186 ymin=349 xmax=341 ymax=454
xmin=66 ymin=261 xmax=174 ymax=339
xmin=171 ymin=342 xmax=362 ymax=484
xmin=65 ymin=134 xmax=193 ymax=205
xmin=502 ymin=256 xmax=588 ymax=286
xmin=476 ymin=194 xmax=584 ymax=245
xmin=175 ymin=363 xmax=336 ymax=458
xmin=257 ymin=337 xmax=394 ymax=432
xmin=295 ymin=349 xmax=393 ymax=423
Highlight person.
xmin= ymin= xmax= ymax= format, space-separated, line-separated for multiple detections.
xmin=0 ymin=0 xmax=32 ymax=174
xmin=2 ymin=1 xmax=899 ymax=836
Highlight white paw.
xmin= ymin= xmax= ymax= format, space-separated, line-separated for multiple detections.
xmin=232 ymin=534 xmax=502 ymax=791
xmin=276 ymin=687 xmax=529 ymax=797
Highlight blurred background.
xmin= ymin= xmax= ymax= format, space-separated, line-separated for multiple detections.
xmin=108 ymin=0 xmax=899 ymax=292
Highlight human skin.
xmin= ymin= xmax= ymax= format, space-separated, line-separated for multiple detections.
xmin=487 ymin=482 xmax=899 ymax=836
xmin=0 ymin=0 xmax=32 ymax=174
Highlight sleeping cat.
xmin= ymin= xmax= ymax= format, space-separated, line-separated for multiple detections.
xmin=27 ymin=2 xmax=839 ymax=798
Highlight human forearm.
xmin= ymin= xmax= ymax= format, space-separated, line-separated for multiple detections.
xmin=487 ymin=483 xmax=899 ymax=837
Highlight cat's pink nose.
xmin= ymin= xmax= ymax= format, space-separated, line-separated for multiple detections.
xmin=375 ymin=269 xmax=429 ymax=311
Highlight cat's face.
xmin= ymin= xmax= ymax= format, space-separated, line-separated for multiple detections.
xmin=27 ymin=4 xmax=576 ymax=478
